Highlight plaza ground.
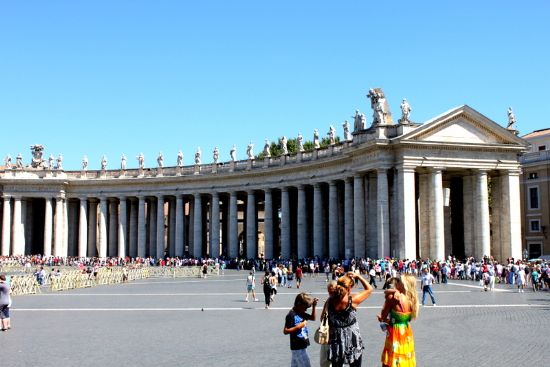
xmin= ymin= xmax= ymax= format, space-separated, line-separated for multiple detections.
xmin=2 ymin=270 xmax=549 ymax=366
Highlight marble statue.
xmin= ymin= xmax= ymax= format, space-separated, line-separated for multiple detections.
xmin=313 ymin=129 xmax=320 ymax=149
xmin=195 ymin=147 xmax=201 ymax=165
xmin=100 ymin=155 xmax=107 ymax=170
xmin=280 ymin=136 xmax=288 ymax=155
xmin=121 ymin=154 xmax=127 ymax=170
xmin=48 ymin=154 xmax=54 ymax=169
xmin=352 ymin=110 xmax=366 ymax=131
xmin=367 ymin=88 xmax=392 ymax=125
xmin=82 ymin=155 xmax=88 ymax=171
xmin=4 ymin=155 xmax=12 ymax=169
xmin=30 ymin=144 xmax=45 ymax=168
xmin=263 ymin=139 xmax=271 ymax=158
xmin=177 ymin=150 xmax=183 ymax=167
xmin=230 ymin=145 xmax=237 ymax=162
xmin=213 ymin=147 xmax=219 ymax=164
xmin=16 ymin=154 xmax=24 ymax=169
xmin=56 ymin=154 xmax=63 ymax=170
xmin=297 ymin=133 xmax=305 ymax=152
xmin=157 ymin=151 xmax=164 ymax=168
xmin=343 ymin=120 xmax=352 ymax=141
xmin=137 ymin=153 xmax=144 ymax=169
xmin=507 ymin=107 xmax=516 ymax=130
xmin=246 ymin=142 xmax=254 ymax=159
xmin=328 ymin=125 xmax=336 ymax=145
xmin=399 ymin=98 xmax=412 ymax=123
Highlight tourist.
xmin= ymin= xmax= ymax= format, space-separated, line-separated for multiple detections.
xmin=245 ymin=271 xmax=258 ymax=302
xmin=368 ymin=266 xmax=378 ymax=288
xmin=320 ymin=280 xmax=337 ymax=367
xmin=283 ymin=292 xmax=318 ymax=367
xmin=327 ymin=272 xmax=374 ymax=367
xmin=0 ymin=274 xmax=11 ymax=331
xmin=296 ymin=265 xmax=303 ymax=289
xmin=378 ymin=274 xmax=419 ymax=367
xmin=261 ymin=271 xmax=272 ymax=309
xmin=516 ymin=264 xmax=526 ymax=292
xmin=420 ymin=268 xmax=437 ymax=306
xmin=270 ymin=271 xmax=278 ymax=300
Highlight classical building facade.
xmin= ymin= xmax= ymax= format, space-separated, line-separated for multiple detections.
xmin=0 ymin=97 xmax=528 ymax=261
xmin=520 ymin=128 xmax=550 ymax=258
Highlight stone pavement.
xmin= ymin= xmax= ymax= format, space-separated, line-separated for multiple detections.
xmin=1 ymin=270 xmax=549 ymax=366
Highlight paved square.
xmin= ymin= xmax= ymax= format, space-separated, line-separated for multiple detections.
xmin=2 ymin=271 xmax=549 ymax=366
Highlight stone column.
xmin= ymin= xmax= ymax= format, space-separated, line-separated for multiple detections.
xmin=156 ymin=195 xmax=165 ymax=259
xmin=109 ymin=199 xmax=118 ymax=257
xmin=329 ymin=181 xmax=339 ymax=259
xmin=43 ymin=197 xmax=53 ymax=257
xmin=175 ymin=195 xmax=184 ymax=257
xmin=12 ymin=197 xmax=24 ymax=255
xmin=297 ymin=185 xmax=307 ymax=259
xmin=118 ymin=197 xmax=127 ymax=258
xmin=429 ymin=168 xmax=445 ymax=261
xmin=149 ymin=198 xmax=157 ymax=257
xmin=63 ymin=199 xmax=68 ymax=256
xmin=264 ymin=189 xmax=273 ymax=259
xmin=78 ymin=197 xmax=87 ymax=257
xmin=193 ymin=193 xmax=203 ymax=258
xmin=474 ymin=170 xmax=490 ymax=259
xmin=501 ymin=170 xmax=522 ymax=260
xmin=98 ymin=197 xmax=108 ymax=258
xmin=168 ymin=198 xmax=176 ymax=257
xmin=211 ymin=192 xmax=220 ymax=258
xmin=137 ymin=196 xmax=147 ymax=258
xmin=377 ymin=168 xmax=390 ymax=259
xmin=353 ymin=175 xmax=366 ymax=258
xmin=246 ymin=190 xmax=257 ymax=259
xmin=491 ymin=175 xmax=503 ymax=261
xmin=87 ymin=199 xmax=98 ymax=257
xmin=280 ymin=187 xmax=290 ymax=258
xmin=344 ymin=178 xmax=354 ymax=259
xmin=54 ymin=196 xmax=64 ymax=256
xmin=128 ymin=198 xmax=137 ymax=258
xmin=397 ymin=167 xmax=417 ymax=260
xmin=228 ymin=192 xmax=238 ymax=258
xmin=418 ymin=173 xmax=430 ymax=259
xmin=462 ymin=174 xmax=474 ymax=257
xmin=313 ymin=183 xmax=324 ymax=257
xmin=1 ymin=196 xmax=11 ymax=256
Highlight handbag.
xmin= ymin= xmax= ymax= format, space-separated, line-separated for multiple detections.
xmin=314 ymin=301 xmax=330 ymax=345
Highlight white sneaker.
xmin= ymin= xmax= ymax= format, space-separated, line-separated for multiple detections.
xmin=433 ymin=304 xmax=437 ymax=307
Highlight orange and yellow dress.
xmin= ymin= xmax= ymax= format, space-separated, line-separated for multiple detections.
xmin=381 ymin=308 xmax=416 ymax=367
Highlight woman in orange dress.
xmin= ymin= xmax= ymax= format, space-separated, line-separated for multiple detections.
xmin=378 ymin=274 xmax=419 ymax=367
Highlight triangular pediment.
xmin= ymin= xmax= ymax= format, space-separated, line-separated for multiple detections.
xmin=398 ymin=105 xmax=528 ymax=146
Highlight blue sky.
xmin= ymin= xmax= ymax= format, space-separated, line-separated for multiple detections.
xmin=1 ymin=1 xmax=549 ymax=170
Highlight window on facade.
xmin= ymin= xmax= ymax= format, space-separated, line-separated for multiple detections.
xmin=529 ymin=187 xmax=539 ymax=209
xmin=530 ymin=220 xmax=540 ymax=231
xmin=538 ymin=145 xmax=546 ymax=151
xmin=529 ymin=243 xmax=542 ymax=259
xmin=528 ymin=172 xmax=538 ymax=179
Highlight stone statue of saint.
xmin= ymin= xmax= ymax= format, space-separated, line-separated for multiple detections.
xmin=48 ymin=154 xmax=54 ymax=169
xmin=280 ymin=136 xmax=288 ymax=155
xmin=368 ymin=88 xmax=392 ymax=125
xmin=507 ymin=107 xmax=516 ymax=129
xmin=246 ymin=142 xmax=254 ymax=159
xmin=100 ymin=155 xmax=107 ymax=170
xmin=263 ymin=139 xmax=271 ymax=158
xmin=121 ymin=154 xmax=127 ymax=170
xmin=328 ymin=125 xmax=336 ymax=145
xmin=157 ymin=151 xmax=164 ymax=168
xmin=56 ymin=154 xmax=63 ymax=170
xmin=4 ymin=155 xmax=12 ymax=169
xmin=30 ymin=144 xmax=45 ymax=168
xmin=137 ymin=153 xmax=144 ymax=169
xmin=230 ymin=145 xmax=237 ymax=162
xmin=297 ymin=133 xmax=305 ymax=152
xmin=313 ymin=129 xmax=320 ymax=149
xmin=399 ymin=98 xmax=412 ymax=124
xmin=213 ymin=147 xmax=219 ymax=164
xmin=177 ymin=150 xmax=183 ymax=167
xmin=343 ymin=120 xmax=352 ymax=141
xmin=82 ymin=155 xmax=88 ymax=171
xmin=16 ymin=154 xmax=24 ymax=169
xmin=352 ymin=110 xmax=367 ymax=132
xmin=195 ymin=147 xmax=201 ymax=165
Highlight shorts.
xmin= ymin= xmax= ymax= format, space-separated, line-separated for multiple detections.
xmin=247 ymin=285 xmax=254 ymax=291
xmin=0 ymin=305 xmax=9 ymax=319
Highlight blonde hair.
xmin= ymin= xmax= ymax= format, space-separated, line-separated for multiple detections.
xmin=400 ymin=274 xmax=419 ymax=319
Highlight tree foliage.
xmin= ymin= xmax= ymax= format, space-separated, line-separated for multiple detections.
xmin=256 ymin=135 xmax=340 ymax=159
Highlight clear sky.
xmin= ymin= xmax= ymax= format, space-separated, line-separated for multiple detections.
xmin=1 ymin=1 xmax=549 ymax=170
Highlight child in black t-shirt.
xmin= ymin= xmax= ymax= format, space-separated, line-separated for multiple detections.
xmin=283 ymin=293 xmax=318 ymax=367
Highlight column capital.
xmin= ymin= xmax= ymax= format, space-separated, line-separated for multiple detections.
xmin=329 ymin=180 xmax=337 ymax=187
xmin=281 ymin=186 xmax=289 ymax=192
xmin=345 ymin=177 xmax=354 ymax=184
xmin=398 ymin=166 xmax=417 ymax=174
xmin=428 ymin=167 xmax=445 ymax=174
xmin=476 ymin=168 xmax=489 ymax=176
xmin=313 ymin=182 xmax=322 ymax=189
xmin=263 ymin=187 xmax=272 ymax=194
xmin=2 ymin=195 xmax=11 ymax=201
xmin=376 ymin=167 xmax=391 ymax=174
xmin=297 ymin=184 xmax=306 ymax=190
xmin=501 ymin=169 xmax=522 ymax=177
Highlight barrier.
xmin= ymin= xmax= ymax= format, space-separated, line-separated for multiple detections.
xmin=9 ymin=275 xmax=41 ymax=296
